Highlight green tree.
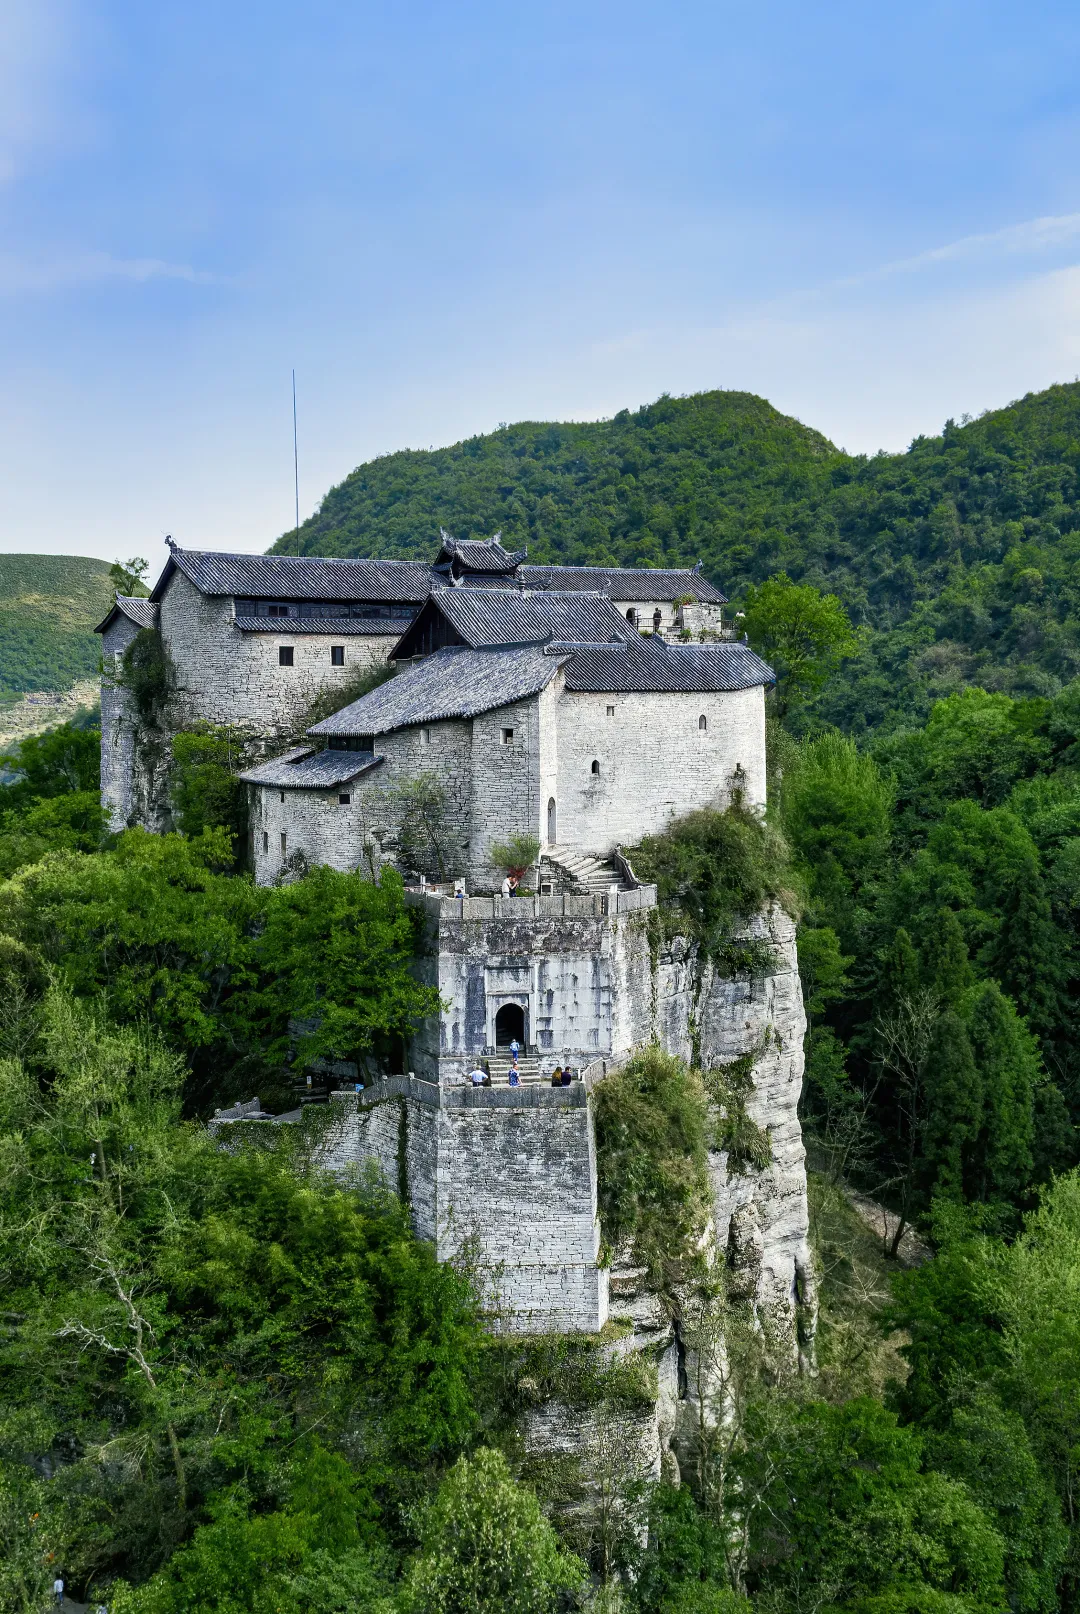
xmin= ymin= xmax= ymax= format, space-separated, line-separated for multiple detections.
xmin=736 ymin=1398 xmax=1006 ymax=1611
xmin=0 ymin=720 xmax=100 ymax=808
xmin=962 ymin=981 xmax=1037 ymax=1201
xmin=230 ymin=863 xmax=440 ymax=1078
xmin=109 ymin=557 xmax=149 ymax=596
xmin=782 ymin=731 xmax=893 ymax=944
xmin=921 ymin=1011 xmax=981 ymax=1201
xmin=402 ymin=1447 xmax=585 ymax=1614
xmin=170 ymin=724 xmax=251 ymax=850
xmin=741 ymin=573 xmax=860 ymax=715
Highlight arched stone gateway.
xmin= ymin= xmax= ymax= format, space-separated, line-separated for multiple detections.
xmin=494 ymin=1002 xmax=526 ymax=1047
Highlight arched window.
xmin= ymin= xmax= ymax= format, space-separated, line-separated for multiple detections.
xmin=626 ymin=608 xmax=637 ymax=625
xmin=591 ymin=759 xmax=600 ymax=776
xmin=698 ymin=714 xmax=707 ymax=731
xmin=547 ymin=797 xmax=557 ymax=843
xmin=653 ymin=609 xmax=662 ymax=631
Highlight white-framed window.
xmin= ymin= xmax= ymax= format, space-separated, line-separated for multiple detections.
xmin=331 ymin=645 xmax=345 ymax=666
xmin=501 ymin=727 xmax=514 ymax=744
xmin=606 ymin=705 xmax=615 ymax=717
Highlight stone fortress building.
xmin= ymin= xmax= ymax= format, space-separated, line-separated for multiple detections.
xmin=96 ymin=530 xmax=812 ymax=1472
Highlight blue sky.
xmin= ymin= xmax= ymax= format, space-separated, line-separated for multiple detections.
xmin=5 ymin=0 xmax=1080 ymax=577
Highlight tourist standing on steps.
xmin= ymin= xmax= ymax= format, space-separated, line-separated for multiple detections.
xmin=509 ymin=1036 xmax=521 ymax=1061
xmin=469 ymin=1064 xmax=486 ymax=1086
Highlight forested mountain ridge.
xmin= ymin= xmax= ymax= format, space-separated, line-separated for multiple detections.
xmin=0 ymin=553 xmax=114 ymax=697
xmin=273 ymin=382 xmax=1080 ymax=732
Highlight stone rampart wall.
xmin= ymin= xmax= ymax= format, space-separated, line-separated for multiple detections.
xmin=319 ymin=1085 xmax=608 ymax=1334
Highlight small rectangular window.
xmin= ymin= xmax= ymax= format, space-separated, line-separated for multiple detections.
xmin=606 ymin=705 xmax=615 ymax=717
xmin=262 ymin=831 xmax=269 ymax=853
xmin=280 ymin=791 xmax=285 ymax=803
xmin=420 ymin=728 xmax=430 ymax=747
xmin=269 ymin=604 xmax=289 ymax=618
xmin=331 ymin=645 xmax=345 ymax=666
xmin=501 ymin=727 xmax=514 ymax=744
xmin=280 ymin=831 xmax=287 ymax=854
xmin=279 ymin=646 xmax=294 ymax=667
xmin=339 ymin=793 xmax=351 ymax=805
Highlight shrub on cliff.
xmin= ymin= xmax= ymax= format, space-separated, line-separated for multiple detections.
xmin=592 ymin=1045 xmax=713 ymax=1284
xmin=629 ymin=799 xmax=798 ymax=968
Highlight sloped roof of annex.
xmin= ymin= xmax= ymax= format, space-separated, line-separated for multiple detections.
xmin=239 ymin=747 xmax=386 ymax=790
xmin=147 ymin=544 xmax=433 ymax=605
xmin=308 ymin=644 xmax=567 ymax=737
xmin=389 ymin=586 xmax=632 ymax=659
xmin=552 ymin=636 xmax=775 ymax=693
xmin=94 ymin=596 xmax=160 ymax=634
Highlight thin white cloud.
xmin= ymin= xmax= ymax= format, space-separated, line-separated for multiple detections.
xmin=0 ymin=251 xmax=220 ymax=294
xmin=835 ymin=212 xmax=1080 ymax=289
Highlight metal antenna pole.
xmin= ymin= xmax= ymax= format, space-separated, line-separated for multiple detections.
xmin=292 ymin=369 xmax=300 ymax=554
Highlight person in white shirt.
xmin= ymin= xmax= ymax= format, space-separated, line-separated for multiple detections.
xmin=53 ymin=1578 xmax=64 ymax=1607
xmin=469 ymin=1065 xmax=487 ymax=1085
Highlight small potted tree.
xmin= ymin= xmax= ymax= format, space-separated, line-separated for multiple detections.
xmin=490 ymin=832 xmax=540 ymax=894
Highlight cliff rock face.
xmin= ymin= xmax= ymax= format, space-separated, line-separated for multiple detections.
xmin=529 ymin=906 xmax=814 ymax=1491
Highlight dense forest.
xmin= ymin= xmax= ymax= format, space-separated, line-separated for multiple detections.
xmin=273 ymin=382 xmax=1080 ymax=732
xmin=0 ymin=555 xmax=116 ymax=698
xmin=3 ymin=380 xmax=1080 ymax=1609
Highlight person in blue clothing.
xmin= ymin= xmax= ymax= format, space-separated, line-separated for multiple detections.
xmin=509 ymin=1037 xmax=521 ymax=1060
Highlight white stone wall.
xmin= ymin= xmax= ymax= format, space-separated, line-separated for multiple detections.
xmin=100 ymin=614 xmax=142 ymax=831
xmin=159 ymin=571 xmax=394 ymax=736
xmin=554 ymin=685 xmax=766 ymax=855
xmin=321 ymin=1083 xmax=608 ymax=1334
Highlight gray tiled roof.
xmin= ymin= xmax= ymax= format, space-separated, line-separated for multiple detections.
xmin=151 ymin=547 xmax=432 ymax=604
xmin=239 ymin=747 xmax=385 ymax=788
xmin=555 ymin=638 xmax=774 ymax=693
xmin=435 ymin=533 xmax=526 ymax=573
xmin=519 ymin=564 xmax=727 ymax=604
xmin=310 ymin=644 xmax=564 ymax=735
xmin=93 ymin=595 xmax=159 ymax=634
xmin=234 ymin=616 xmax=405 ymax=636
xmin=405 ymin=587 xmax=631 ymax=651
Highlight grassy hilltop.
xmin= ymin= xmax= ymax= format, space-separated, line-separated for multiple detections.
xmin=0 ymin=553 xmax=114 ymax=698
xmin=272 ymin=382 xmax=1080 ymax=732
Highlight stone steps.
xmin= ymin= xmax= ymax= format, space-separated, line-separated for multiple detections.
xmin=484 ymin=1055 xmax=543 ymax=1085
xmin=542 ymin=845 xmax=630 ymax=896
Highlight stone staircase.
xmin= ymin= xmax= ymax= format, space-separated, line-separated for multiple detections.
xmin=485 ymin=1052 xmax=543 ymax=1084
xmin=541 ymin=845 xmax=634 ymax=897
